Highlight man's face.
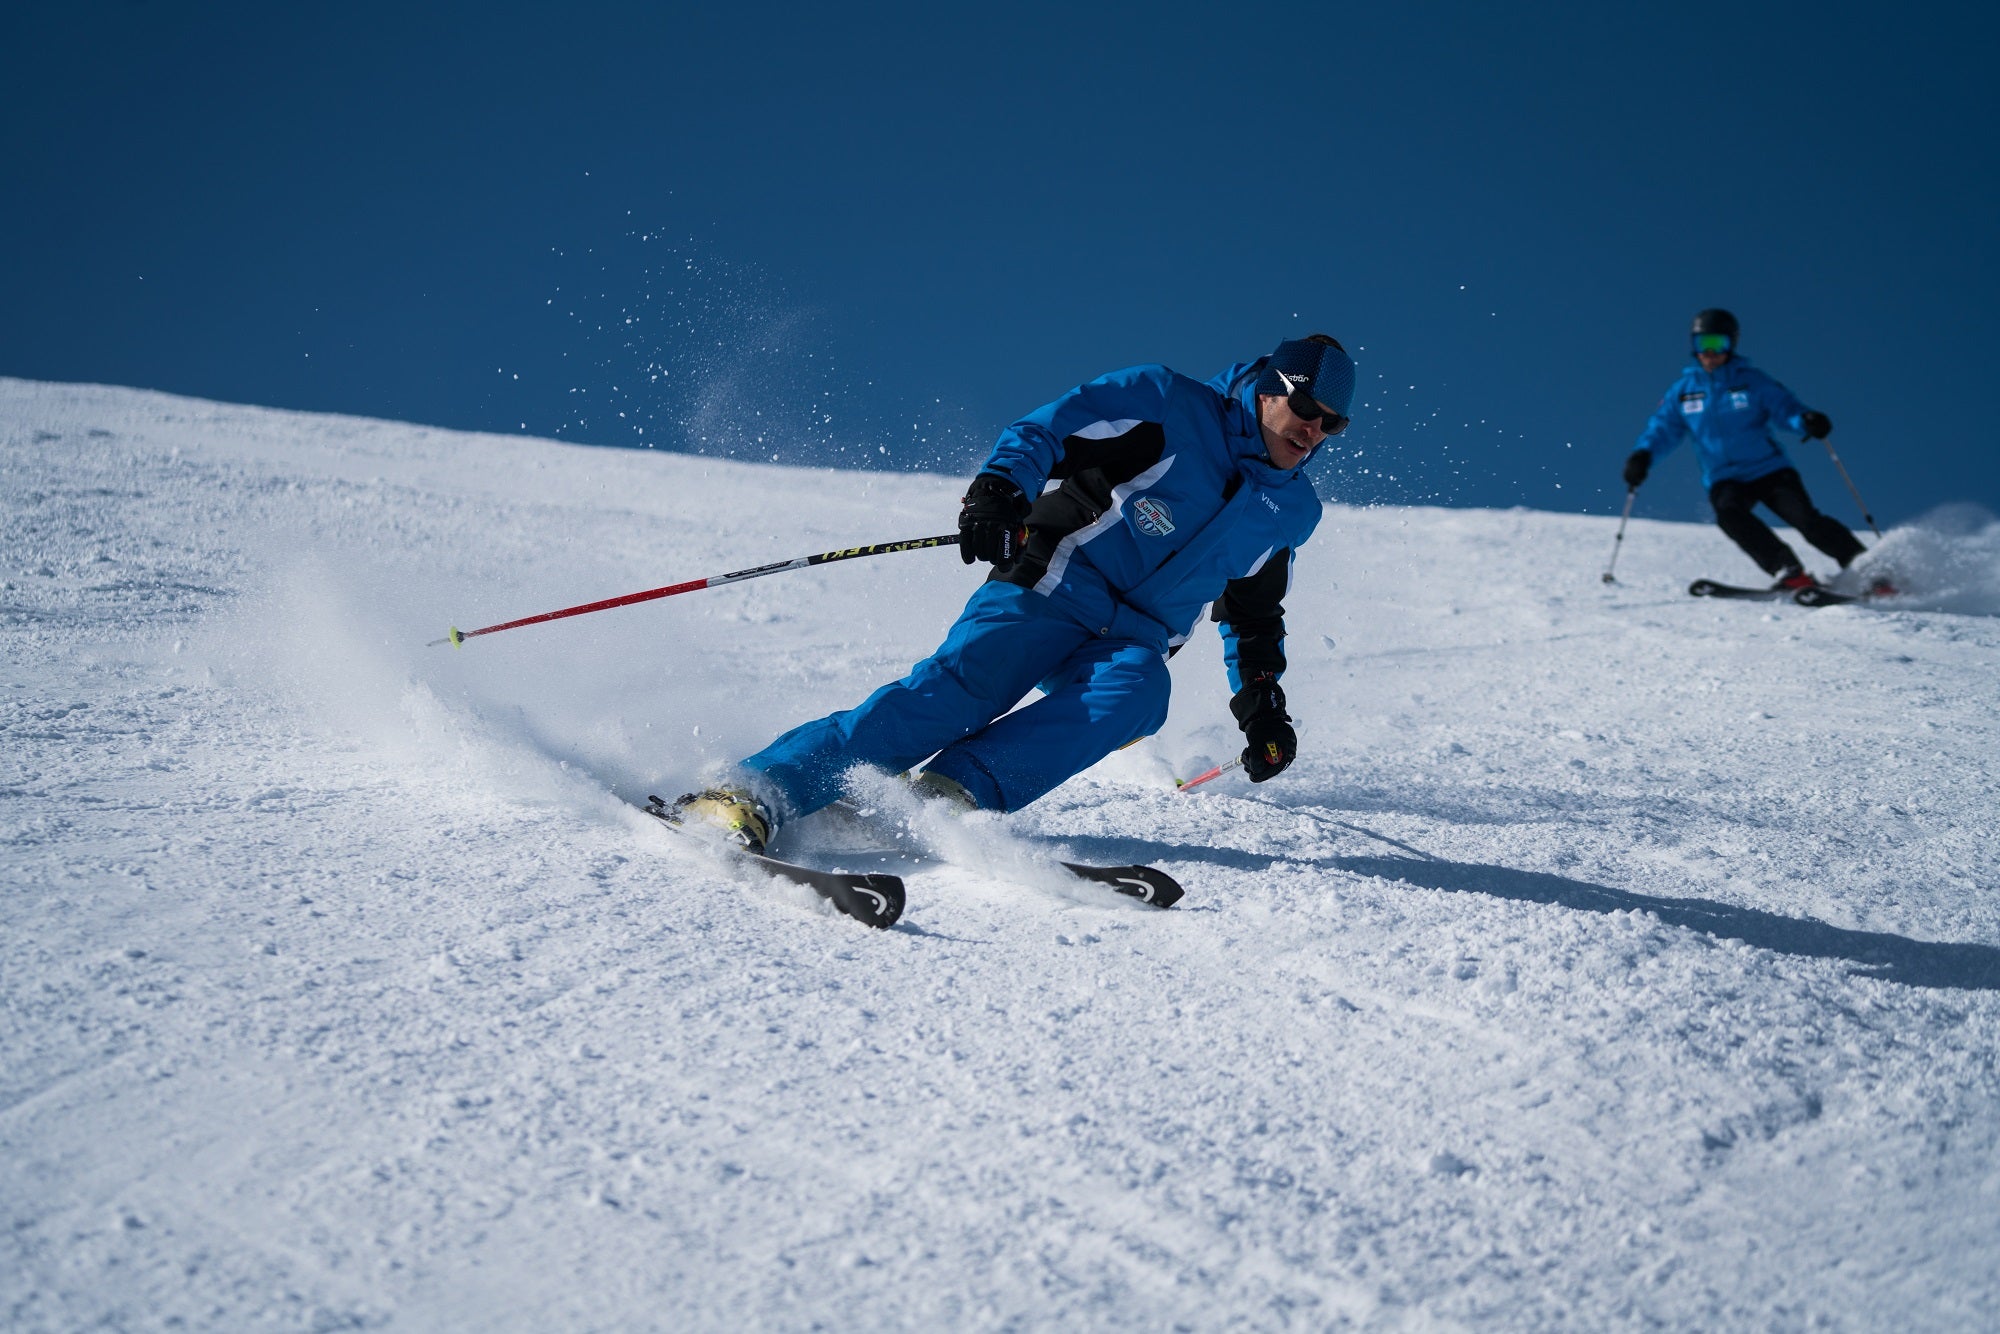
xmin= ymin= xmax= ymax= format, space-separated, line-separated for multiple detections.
xmin=1694 ymin=333 xmax=1732 ymax=373
xmin=1257 ymin=393 xmax=1332 ymax=470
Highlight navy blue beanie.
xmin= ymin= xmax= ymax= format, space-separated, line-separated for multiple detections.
xmin=1254 ymin=335 xmax=1355 ymax=416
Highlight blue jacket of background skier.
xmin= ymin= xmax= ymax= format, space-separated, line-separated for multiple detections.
xmin=1635 ymin=355 xmax=1814 ymax=488
xmin=975 ymin=359 xmax=1323 ymax=676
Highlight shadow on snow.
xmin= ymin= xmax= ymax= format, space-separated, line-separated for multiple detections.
xmin=1335 ymin=854 xmax=2000 ymax=993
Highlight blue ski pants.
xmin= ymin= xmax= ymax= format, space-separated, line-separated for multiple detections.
xmin=743 ymin=581 xmax=1170 ymax=816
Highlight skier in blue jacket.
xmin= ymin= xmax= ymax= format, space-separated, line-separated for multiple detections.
xmin=679 ymin=334 xmax=1355 ymax=852
xmin=1623 ymin=308 xmax=1865 ymax=589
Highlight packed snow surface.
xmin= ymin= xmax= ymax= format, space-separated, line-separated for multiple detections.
xmin=5 ymin=377 xmax=1999 ymax=1330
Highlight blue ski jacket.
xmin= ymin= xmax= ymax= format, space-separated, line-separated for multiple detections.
xmin=1635 ymin=355 xmax=1814 ymax=488
xmin=976 ymin=360 xmax=1321 ymax=684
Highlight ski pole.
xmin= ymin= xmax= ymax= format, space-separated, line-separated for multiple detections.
xmin=1601 ymin=487 xmax=1636 ymax=584
xmin=1176 ymin=757 xmax=1243 ymax=792
xmin=430 ymin=533 xmax=960 ymax=647
xmin=1819 ymin=439 xmax=1882 ymax=539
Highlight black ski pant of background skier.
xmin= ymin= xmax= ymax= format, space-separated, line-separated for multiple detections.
xmin=1708 ymin=467 xmax=1866 ymax=576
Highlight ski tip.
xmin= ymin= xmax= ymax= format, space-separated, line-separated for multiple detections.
xmin=851 ymin=875 xmax=907 ymax=929
xmin=1061 ymin=862 xmax=1185 ymax=909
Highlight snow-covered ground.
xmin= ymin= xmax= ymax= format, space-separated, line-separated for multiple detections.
xmin=5 ymin=376 xmax=1999 ymax=1330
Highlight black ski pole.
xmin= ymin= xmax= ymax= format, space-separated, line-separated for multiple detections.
xmin=1602 ymin=487 xmax=1637 ymax=584
xmin=430 ymin=533 xmax=960 ymax=647
xmin=1819 ymin=439 xmax=1882 ymax=539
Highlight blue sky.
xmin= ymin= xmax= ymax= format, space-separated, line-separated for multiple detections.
xmin=6 ymin=1 xmax=1996 ymax=529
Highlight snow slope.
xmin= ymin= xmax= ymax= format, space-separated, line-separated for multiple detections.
xmin=5 ymin=377 xmax=1999 ymax=1331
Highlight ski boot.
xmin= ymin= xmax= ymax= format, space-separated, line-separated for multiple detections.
xmin=1771 ymin=565 xmax=1817 ymax=592
xmin=670 ymin=787 xmax=776 ymax=854
xmin=909 ymin=769 xmax=978 ymax=812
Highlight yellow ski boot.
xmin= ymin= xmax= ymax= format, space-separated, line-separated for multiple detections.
xmin=909 ymin=770 xmax=978 ymax=812
xmin=670 ymin=787 xmax=776 ymax=853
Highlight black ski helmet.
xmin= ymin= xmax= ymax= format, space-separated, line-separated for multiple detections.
xmin=1691 ymin=308 xmax=1740 ymax=341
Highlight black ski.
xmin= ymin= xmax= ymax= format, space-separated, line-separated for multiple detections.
xmin=642 ymin=795 xmax=905 ymax=929
xmin=1792 ymin=585 xmax=1877 ymax=608
xmin=1691 ymin=578 xmax=1892 ymax=609
xmin=1689 ymin=578 xmax=1790 ymax=600
xmin=824 ymin=798 xmax=1185 ymax=908
xmin=1059 ymin=861 xmax=1185 ymax=908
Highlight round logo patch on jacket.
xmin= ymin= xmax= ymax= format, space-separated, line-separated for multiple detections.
xmin=1133 ymin=496 xmax=1175 ymax=537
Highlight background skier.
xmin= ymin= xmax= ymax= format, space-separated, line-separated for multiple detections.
xmin=678 ymin=334 xmax=1356 ymax=852
xmin=1623 ymin=308 xmax=1866 ymax=590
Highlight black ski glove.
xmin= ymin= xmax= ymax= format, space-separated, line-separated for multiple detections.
xmin=1622 ymin=450 xmax=1651 ymax=488
xmin=1231 ymin=674 xmax=1297 ymax=783
xmin=959 ymin=473 xmax=1031 ymax=571
xmin=1800 ymin=410 xmax=1832 ymax=439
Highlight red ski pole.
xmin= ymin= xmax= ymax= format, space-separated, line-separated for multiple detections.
xmin=1176 ymin=757 xmax=1243 ymax=792
xmin=430 ymin=533 xmax=959 ymax=647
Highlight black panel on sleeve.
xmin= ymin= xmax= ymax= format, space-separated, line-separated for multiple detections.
xmin=1210 ymin=549 xmax=1291 ymax=681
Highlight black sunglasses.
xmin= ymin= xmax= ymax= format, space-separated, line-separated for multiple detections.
xmin=1275 ymin=369 xmax=1350 ymax=436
